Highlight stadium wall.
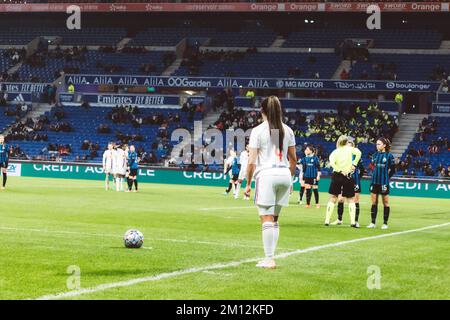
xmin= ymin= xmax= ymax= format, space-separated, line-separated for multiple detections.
xmin=8 ymin=162 xmax=450 ymax=199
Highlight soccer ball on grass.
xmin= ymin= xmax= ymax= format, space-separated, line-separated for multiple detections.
xmin=123 ymin=229 xmax=144 ymax=248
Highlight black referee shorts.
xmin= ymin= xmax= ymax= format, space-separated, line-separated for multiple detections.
xmin=329 ymin=172 xmax=355 ymax=198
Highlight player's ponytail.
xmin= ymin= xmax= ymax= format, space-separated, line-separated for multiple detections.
xmin=261 ymin=96 xmax=285 ymax=152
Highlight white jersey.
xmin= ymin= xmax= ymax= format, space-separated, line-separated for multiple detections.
xmin=297 ymin=159 xmax=303 ymax=178
xmin=238 ymin=150 xmax=249 ymax=180
xmin=102 ymin=149 xmax=116 ymax=173
xmin=239 ymin=151 xmax=249 ymax=173
xmin=114 ymin=149 xmax=128 ymax=175
xmin=248 ymin=120 xmax=295 ymax=178
xmin=225 ymin=155 xmax=236 ymax=178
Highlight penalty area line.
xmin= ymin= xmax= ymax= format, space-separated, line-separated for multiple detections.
xmin=33 ymin=221 xmax=450 ymax=300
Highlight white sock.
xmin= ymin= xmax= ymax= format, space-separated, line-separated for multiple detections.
xmin=262 ymin=222 xmax=275 ymax=258
xmin=235 ymin=183 xmax=241 ymax=198
xmin=273 ymin=222 xmax=279 ymax=255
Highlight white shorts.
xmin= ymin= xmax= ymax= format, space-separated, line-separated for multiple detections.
xmin=114 ymin=167 xmax=127 ymax=176
xmin=104 ymin=166 xmax=114 ymax=174
xmin=238 ymin=168 xmax=247 ymax=181
xmin=254 ymin=168 xmax=292 ymax=216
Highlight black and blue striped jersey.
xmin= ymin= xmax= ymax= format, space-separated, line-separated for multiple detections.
xmin=351 ymin=156 xmax=365 ymax=186
xmin=371 ymin=152 xmax=395 ymax=185
xmin=300 ymin=155 xmax=321 ymax=179
xmin=0 ymin=143 xmax=10 ymax=163
xmin=128 ymin=151 xmax=139 ymax=170
xmin=231 ymin=157 xmax=240 ymax=175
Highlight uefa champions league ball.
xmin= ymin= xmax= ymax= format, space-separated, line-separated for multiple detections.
xmin=123 ymin=229 xmax=144 ymax=248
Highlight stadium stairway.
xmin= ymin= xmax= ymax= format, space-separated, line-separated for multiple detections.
xmin=162 ymin=58 xmax=183 ymax=76
xmin=332 ymin=59 xmax=351 ymax=79
xmin=116 ymin=37 xmax=132 ymax=50
xmin=2 ymin=102 xmax=54 ymax=136
xmin=391 ymin=114 xmax=424 ymax=159
xmin=270 ymin=36 xmax=286 ymax=48
xmin=26 ymin=103 xmax=54 ymax=120
xmin=439 ymin=40 xmax=450 ymax=49
xmin=7 ymin=61 xmax=22 ymax=75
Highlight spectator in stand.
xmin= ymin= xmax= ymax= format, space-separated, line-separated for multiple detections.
xmin=67 ymin=82 xmax=75 ymax=93
xmin=340 ymin=68 xmax=350 ymax=80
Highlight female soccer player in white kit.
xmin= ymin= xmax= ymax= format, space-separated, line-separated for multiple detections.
xmin=114 ymin=145 xmax=128 ymax=192
xmin=245 ymin=96 xmax=297 ymax=269
xmin=102 ymin=142 xmax=116 ymax=190
xmin=236 ymin=144 xmax=249 ymax=200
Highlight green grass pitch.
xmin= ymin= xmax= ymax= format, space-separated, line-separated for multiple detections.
xmin=0 ymin=177 xmax=449 ymax=300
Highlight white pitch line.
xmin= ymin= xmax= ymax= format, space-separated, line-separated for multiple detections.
xmin=199 ymin=206 xmax=254 ymax=211
xmin=0 ymin=226 xmax=270 ymax=250
xmin=34 ymin=222 xmax=450 ymax=300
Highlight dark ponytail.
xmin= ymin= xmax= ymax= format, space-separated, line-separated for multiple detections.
xmin=261 ymin=96 xmax=285 ymax=152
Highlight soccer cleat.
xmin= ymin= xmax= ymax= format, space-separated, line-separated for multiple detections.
xmin=243 ymin=195 xmax=250 ymax=200
xmin=330 ymin=220 xmax=342 ymax=225
xmin=351 ymin=224 xmax=359 ymax=228
xmin=305 ymin=204 xmax=310 ymax=208
xmin=367 ymin=223 xmax=376 ymax=229
xmin=355 ymin=222 xmax=360 ymax=228
xmin=256 ymin=258 xmax=276 ymax=269
xmin=316 ymin=204 xmax=320 ymax=209
xmin=297 ymin=199 xmax=303 ymax=205
xmin=223 ymin=191 xmax=229 ymax=196
xmin=381 ymin=224 xmax=389 ymax=230
xmin=324 ymin=223 xmax=330 ymax=226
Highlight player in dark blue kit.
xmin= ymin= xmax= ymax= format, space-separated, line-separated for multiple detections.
xmin=367 ymin=138 xmax=396 ymax=230
xmin=333 ymin=139 xmax=365 ymax=227
xmin=126 ymin=145 xmax=139 ymax=192
xmin=0 ymin=135 xmax=11 ymax=190
xmin=299 ymin=145 xmax=321 ymax=208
